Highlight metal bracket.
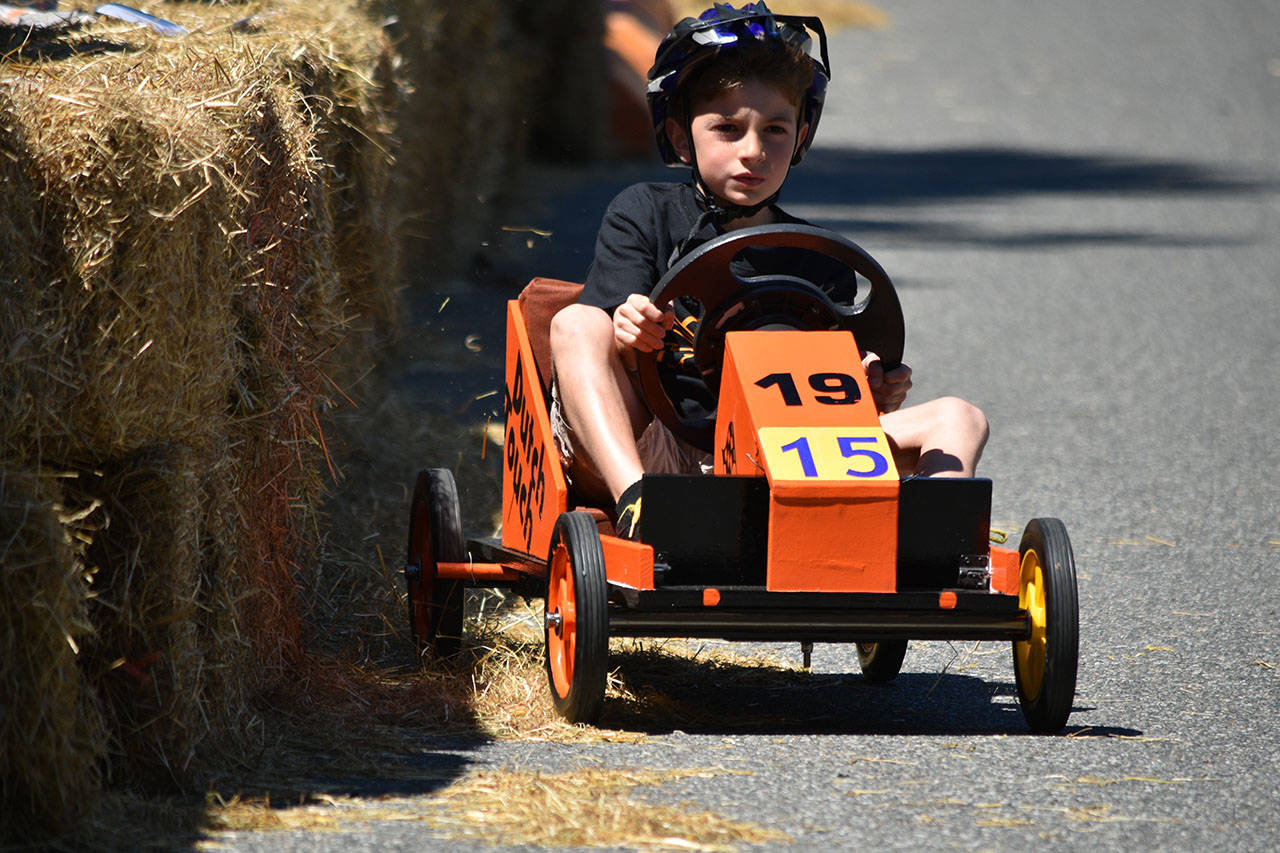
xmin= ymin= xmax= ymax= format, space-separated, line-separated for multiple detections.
xmin=955 ymin=554 xmax=992 ymax=590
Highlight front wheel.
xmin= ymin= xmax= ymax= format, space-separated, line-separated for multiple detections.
xmin=1012 ymin=517 xmax=1079 ymax=733
xmin=856 ymin=640 xmax=908 ymax=683
xmin=544 ymin=512 xmax=609 ymax=723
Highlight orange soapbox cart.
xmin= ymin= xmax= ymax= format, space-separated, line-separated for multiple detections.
xmin=405 ymin=226 xmax=1079 ymax=733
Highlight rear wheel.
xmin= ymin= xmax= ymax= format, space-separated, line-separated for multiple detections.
xmin=1012 ymin=517 xmax=1079 ymax=733
xmin=544 ymin=512 xmax=609 ymax=723
xmin=406 ymin=469 xmax=465 ymax=658
xmin=856 ymin=640 xmax=908 ymax=682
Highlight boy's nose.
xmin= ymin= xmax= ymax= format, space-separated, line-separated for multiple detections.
xmin=739 ymin=132 xmax=766 ymax=164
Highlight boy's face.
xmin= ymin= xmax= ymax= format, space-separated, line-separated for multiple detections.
xmin=666 ymin=80 xmax=808 ymax=212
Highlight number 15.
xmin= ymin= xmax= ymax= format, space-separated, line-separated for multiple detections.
xmin=779 ymin=434 xmax=890 ymax=478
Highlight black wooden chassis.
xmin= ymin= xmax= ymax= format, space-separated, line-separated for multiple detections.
xmin=465 ymin=535 xmax=1029 ymax=645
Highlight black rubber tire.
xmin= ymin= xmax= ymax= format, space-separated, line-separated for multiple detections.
xmin=544 ymin=512 xmax=609 ymax=723
xmin=1012 ymin=517 xmax=1079 ymax=733
xmin=406 ymin=469 xmax=466 ymax=658
xmin=856 ymin=640 xmax=908 ymax=683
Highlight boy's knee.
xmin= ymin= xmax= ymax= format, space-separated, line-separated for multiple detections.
xmin=938 ymin=396 xmax=989 ymax=441
xmin=550 ymin=302 xmax=591 ymax=341
xmin=550 ymin=303 xmax=609 ymax=352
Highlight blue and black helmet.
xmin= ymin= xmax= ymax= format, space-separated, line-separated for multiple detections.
xmin=646 ymin=2 xmax=831 ymax=167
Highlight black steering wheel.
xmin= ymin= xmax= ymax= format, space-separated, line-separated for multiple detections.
xmin=635 ymin=225 xmax=905 ymax=452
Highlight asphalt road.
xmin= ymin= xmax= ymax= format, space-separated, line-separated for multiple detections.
xmin=217 ymin=1 xmax=1279 ymax=850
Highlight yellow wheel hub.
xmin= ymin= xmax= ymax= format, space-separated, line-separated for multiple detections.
xmin=1014 ymin=548 xmax=1048 ymax=700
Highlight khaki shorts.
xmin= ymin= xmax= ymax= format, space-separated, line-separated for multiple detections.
xmin=550 ymin=379 xmax=711 ymax=487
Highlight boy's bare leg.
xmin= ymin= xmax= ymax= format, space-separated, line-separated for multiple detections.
xmin=880 ymin=396 xmax=989 ymax=477
xmin=550 ymin=304 xmax=652 ymax=504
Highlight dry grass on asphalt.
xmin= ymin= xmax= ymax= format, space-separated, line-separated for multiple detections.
xmin=211 ymin=766 xmax=789 ymax=851
xmin=194 ymin=616 xmax=805 ymax=850
xmin=194 ymin=609 xmax=813 ymax=847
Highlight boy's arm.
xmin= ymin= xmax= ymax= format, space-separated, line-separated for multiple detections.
xmin=578 ymin=185 xmax=678 ymax=359
xmin=580 ymin=186 xmax=665 ymax=313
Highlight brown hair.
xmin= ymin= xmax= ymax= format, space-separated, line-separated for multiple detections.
xmin=672 ymin=40 xmax=814 ymax=122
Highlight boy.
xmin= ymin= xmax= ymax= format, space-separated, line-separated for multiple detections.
xmin=550 ymin=2 xmax=988 ymax=538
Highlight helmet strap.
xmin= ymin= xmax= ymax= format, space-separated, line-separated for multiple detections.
xmin=669 ymin=155 xmax=783 ymax=267
xmin=691 ymin=166 xmax=782 ymax=223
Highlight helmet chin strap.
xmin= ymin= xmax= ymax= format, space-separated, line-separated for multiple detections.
xmin=670 ymin=167 xmax=783 ymax=268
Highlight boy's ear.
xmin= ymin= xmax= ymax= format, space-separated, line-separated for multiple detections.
xmin=795 ymin=121 xmax=810 ymax=153
xmin=665 ymin=118 xmax=693 ymax=164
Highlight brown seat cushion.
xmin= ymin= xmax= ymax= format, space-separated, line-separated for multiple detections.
xmin=517 ymin=277 xmax=584 ymax=398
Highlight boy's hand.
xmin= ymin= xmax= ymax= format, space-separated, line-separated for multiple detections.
xmin=613 ymin=294 xmax=675 ymax=353
xmin=862 ymin=351 xmax=912 ymax=413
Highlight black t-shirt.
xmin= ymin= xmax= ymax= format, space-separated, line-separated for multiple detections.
xmin=579 ymin=181 xmax=858 ymax=422
xmin=581 ymin=182 xmax=855 ymax=309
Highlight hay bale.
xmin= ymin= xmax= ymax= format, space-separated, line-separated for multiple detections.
xmin=0 ymin=471 xmax=105 ymax=841
xmin=69 ymin=445 xmax=212 ymax=790
xmin=0 ymin=0 xmax=396 ymax=832
xmin=0 ymin=0 xmax=607 ymax=839
xmin=392 ymin=0 xmax=527 ymax=271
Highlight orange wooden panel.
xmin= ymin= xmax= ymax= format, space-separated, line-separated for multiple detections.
xmin=600 ymin=535 xmax=655 ymax=591
xmin=990 ymin=545 xmax=1020 ymax=596
xmin=501 ymin=300 xmax=568 ymax=558
xmin=713 ymin=336 xmax=763 ymax=477
xmin=768 ymin=483 xmax=899 ymax=592
xmin=715 ymin=331 xmax=900 ymax=593
xmin=721 ymin=330 xmax=883 ymax=429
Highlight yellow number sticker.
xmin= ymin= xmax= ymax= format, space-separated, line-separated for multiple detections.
xmin=758 ymin=427 xmax=898 ymax=481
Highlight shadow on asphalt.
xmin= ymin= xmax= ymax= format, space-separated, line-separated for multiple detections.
xmin=794 ymin=145 xmax=1275 ymax=207
xmin=784 ymin=145 xmax=1276 ymax=249
xmin=599 ymin=647 xmax=1140 ymax=738
xmin=487 ymin=144 xmax=1276 ymax=285
xmin=278 ymin=745 xmax=478 ymax=800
